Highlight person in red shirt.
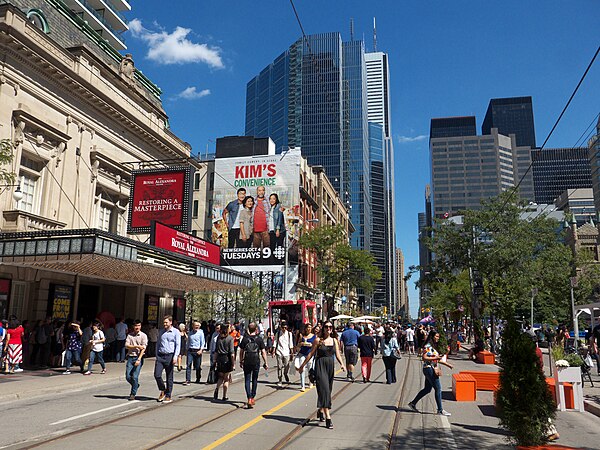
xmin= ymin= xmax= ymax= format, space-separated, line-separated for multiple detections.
xmin=252 ymin=186 xmax=270 ymax=249
xmin=6 ymin=316 xmax=25 ymax=373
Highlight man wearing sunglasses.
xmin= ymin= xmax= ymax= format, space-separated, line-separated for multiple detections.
xmin=274 ymin=321 xmax=294 ymax=387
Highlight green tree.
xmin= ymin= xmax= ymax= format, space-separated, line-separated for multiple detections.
xmin=185 ymin=291 xmax=218 ymax=323
xmin=496 ymin=319 xmax=555 ymax=446
xmin=299 ymin=224 xmax=382 ymax=316
xmin=237 ymin=282 xmax=266 ymax=322
xmin=423 ymin=192 xmax=573 ymax=323
xmin=0 ymin=139 xmax=16 ymax=184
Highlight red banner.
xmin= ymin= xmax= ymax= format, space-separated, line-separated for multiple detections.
xmin=128 ymin=168 xmax=190 ymax=233
xmin=152 ymin=222 xmax=220 ymax=265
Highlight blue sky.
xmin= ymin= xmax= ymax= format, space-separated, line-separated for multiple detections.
xmin=124 ymin=1 xmax=600 ymax=318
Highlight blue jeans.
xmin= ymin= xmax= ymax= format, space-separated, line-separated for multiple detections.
xmin=126 ymin=356 xmax=143 ymax=396
xmin=65 ymin=349 xmax=82 ymax=371
xmin=115 ymin=340 xmax=126 ymax=362
xmin=244 ymin=366 xmax=259 ymax=399
xmin=412 ymin=366 xmax=443 ymax=413
xmin=87 ymin=350 xmax=106 ymax=371
xmin=186 ymin=350 xmax=202 ymax=382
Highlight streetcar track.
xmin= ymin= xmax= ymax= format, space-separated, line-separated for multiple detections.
xmin=270 ymin=356 xmax=392 ymax=450
xmin=20 ymin=366 xmax=281 ymax=449
xmin=387 ymin=355 xmax=413 ymax=450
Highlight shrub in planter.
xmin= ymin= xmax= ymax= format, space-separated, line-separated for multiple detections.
xmin=496 ymin=320 xmax=556 ymax=446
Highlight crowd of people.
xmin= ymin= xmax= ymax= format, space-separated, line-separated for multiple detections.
xmin=1 ymin=313 xmax=464 ymax=425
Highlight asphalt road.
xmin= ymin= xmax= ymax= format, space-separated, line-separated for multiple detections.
xmin=3 ymin=353 xmax=600 ymax=449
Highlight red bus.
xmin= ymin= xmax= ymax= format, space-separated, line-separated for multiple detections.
xmin=268 ymin=300 xmax=317 ymax=332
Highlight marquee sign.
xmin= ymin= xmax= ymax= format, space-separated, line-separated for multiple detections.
xmin=151 ymin=221 xmax=221 ymax=266
xmin=127 ymin=166 xmax=192 ymax=234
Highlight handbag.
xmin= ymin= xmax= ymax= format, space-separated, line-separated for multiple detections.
xmin=393 ymin=348 xmax=402 ymax=360
xmin=207 ymin=363 xmax=217 ymax=384
xmin=433 ymin=366 xmax=442 ymax=377
xmin=308 ymin=368 xmax=316 ymax=384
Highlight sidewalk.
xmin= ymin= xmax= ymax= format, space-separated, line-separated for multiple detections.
xmin=0 ymin=357 xmax=212 ymax=402
xmin=444 ymin=347 xmax=600 ymax=449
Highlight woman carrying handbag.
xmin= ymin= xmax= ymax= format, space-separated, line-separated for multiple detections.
xmin=408 ymin=330 xmax=453 ymax=416
xmin=381 ymin=328 xmax=400 ymax=384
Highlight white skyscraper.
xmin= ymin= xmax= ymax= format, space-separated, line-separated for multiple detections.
xmin=365 ymin=49 xmax=397 ymax=315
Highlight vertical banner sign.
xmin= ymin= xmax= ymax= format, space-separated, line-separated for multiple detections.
xmin=48 ymin=284 xmax=74 ymax=320
xmin=127 ymin=166 xmax=192 ymax=234
xmin=145 ymin=294 xmax=159 ymax=325
xmin=211 ymin=148 xmax=301 ymax=272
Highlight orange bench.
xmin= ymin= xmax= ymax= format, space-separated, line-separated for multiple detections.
xmin=476 ymin=350 xmax=496 ymax=364
xmin=460 ymin=370 xmax=500 ymax=391
xmin=452 ymin=373 xmax=476 ymax=401
xmin=546 ymin=377 xmax=574 ymax=409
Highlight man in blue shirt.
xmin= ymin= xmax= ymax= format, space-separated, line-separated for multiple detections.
xmin=340 ymin=323 xmax=361 ymax=382
xmin=154 ymin=315 xmax=181 ymax=403
xmin=183 ymin=321 xmax=205 ymax=385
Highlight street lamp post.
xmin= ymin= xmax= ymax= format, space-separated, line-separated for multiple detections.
xmin=531 ymin=288 xmax=538 ymax=327
xmin=570 ymin=277 xmax=578 ymax=350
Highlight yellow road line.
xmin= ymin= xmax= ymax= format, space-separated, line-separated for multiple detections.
xmin=203 ymin=369 xmax=344 ymax=450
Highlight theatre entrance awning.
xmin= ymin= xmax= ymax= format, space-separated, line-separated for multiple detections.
xmin=0 ymin=229 xmax=251 ymax=292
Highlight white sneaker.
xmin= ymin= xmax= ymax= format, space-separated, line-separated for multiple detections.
xmin=14 ymin=368 xmax=24 ymax=373
xmin=300 ymin=387 xmax=306 ymax=392
xmin=277 ymin=382 xmax=283 ymax=387
xmin=63 ymin=370 xmax=71 ymax=375
xmin=438 ymin=410 xmax=451 ymax=416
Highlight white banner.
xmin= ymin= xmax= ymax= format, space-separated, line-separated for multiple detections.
xmin=211 ymin=148 xmax=302 ymax=272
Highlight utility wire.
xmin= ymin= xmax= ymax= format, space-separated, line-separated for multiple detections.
xmin=480 ymin=45 xmax=600 ymax=231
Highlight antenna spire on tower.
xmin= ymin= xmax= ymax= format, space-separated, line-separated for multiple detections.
xmin=373 ymin=17 xmax=377 ymax=51
xmin=350 ymin=18 xmax=354 ymax=41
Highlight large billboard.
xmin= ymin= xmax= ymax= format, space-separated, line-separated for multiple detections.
xmin=151 ymin=221 xmax=221 ymax=266
xmin=127 ymin=167 xmax=192 ymax=234
xmin=211 ymin=148 xmax=302 ymax=272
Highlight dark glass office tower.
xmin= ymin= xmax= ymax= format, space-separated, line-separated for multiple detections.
xmin=482 ymin=97 xmax=536 ymax=148
xmin=531 ymin=147 xmax=592 ymax=204
xmin=245 ymin=32 xmax=372 ymax=252
xmin=369 ymin=123 xmax=385 ymax=308
xmin=430 ymin=117 xmax=476 ymax=139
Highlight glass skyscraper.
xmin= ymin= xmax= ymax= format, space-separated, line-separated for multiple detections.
xmin=245 ymin=32 xmax=371 ymax=252
xmin=531 ymin=147 xmax=592 ymax=204
xmin=482 ymin=97 xmax=536 ymax=148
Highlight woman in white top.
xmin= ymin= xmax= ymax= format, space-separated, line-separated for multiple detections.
xmin=84 ymin=321 xmax=106 ymax=375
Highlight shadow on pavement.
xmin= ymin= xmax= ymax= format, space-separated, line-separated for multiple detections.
xmin=93 ymin=394 xmax=156 ymax=402
xmin=477 ymin=405 xmax=498 ymax=417
xmin=262 ymin=414 xmax=306 ymax=425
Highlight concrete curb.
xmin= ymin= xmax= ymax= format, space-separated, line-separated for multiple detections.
xmin=584 ymin=400 xmax=600 ymax=418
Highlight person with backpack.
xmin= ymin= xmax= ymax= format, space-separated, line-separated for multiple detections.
xmin=239 ymin=322 xmax=268 ymax=408
xmin=274 ymin=320 xmax=294 ymax=387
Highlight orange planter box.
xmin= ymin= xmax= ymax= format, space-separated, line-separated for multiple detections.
xmin=452 ymin=373 xmax=477 ymax=401
xmin=476 ymin=350 xmax=496 ymax=364
xmin=461 ymin=370 xmax=500 ymax=391
xmin=546 ymin=378 xmax=574 ymax=409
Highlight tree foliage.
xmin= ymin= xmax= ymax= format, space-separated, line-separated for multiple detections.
xmin=422 ymin=192 xmax=573 ymax=323
xmin=299 ymin=224 xmax=382 ymax=315
xmin=236 ymin=282 xmax=266 ymax=322
xmin=497 ymin=320 xmax=555 ymax=445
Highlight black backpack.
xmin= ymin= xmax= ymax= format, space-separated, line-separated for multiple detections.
xmin=244 ymin=336 xmax=260 ymax=367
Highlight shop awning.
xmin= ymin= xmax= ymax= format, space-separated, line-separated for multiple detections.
xmin=0 ymin=254 xmax=240 ymax=292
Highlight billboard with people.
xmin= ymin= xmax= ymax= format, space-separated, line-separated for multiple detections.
xmin=211 ymin=148 xmax=302 ymax=272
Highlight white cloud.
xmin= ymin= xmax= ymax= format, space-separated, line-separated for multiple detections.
xmin=176 ymin=87 xmax=211 ymax=100
xmin=128 ymin=19 xmax=224 ymax=68
xmin=396 ymin=134 xmax=428 ymax=144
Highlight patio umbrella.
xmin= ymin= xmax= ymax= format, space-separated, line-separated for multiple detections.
xmin=329 ymin=314 xmax=354 ymax=320
xmin=419 ymin=315 xmax=436 ymax=325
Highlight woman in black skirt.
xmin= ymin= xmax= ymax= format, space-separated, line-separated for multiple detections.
xmin=214 ymin=323 xmax=234 ymax=401
xmin=297 ymin=320 xmax=345 ymax=429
